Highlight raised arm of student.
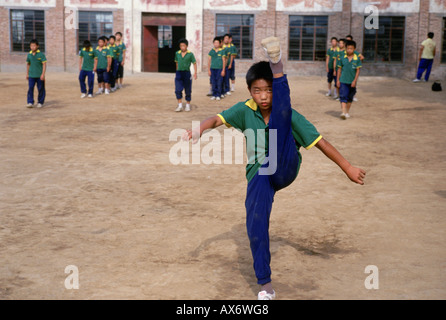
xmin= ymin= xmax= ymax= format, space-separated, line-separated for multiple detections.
xmin=316 ymin=138 xmax=366 ymax=185
xmin=182 ymin=115 xmax=224 ymax=144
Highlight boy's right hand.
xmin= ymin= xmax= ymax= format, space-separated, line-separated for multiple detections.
xmin=182 ymin=129 xmax=201 ymax=144
xmin=26 ymin=75 xmax=29 ymax=80
xmin=208 ymin=69 xmax=211 ymax=77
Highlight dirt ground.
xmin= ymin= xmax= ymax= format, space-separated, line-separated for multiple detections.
xmin=0 ymin=70 xmax=445 ymax=300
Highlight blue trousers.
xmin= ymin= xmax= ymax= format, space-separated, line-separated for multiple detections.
xmin=109 ymin=59 xmax=120 ymax=88
xmin=222 ymin=66 xmax=230 ymax=94
xmin=210 ymin=68 xmax=223 ymax=97
xmin=79 ymin=70 xmax=94 ymax=95
xmin=245 ymin=75 xmax=300 ymax=285
xmin=27 ymin=78 xmax=46 ymax=105
xmin=339 ymin=82 xmax=356 ymax=103
xmin=416 ymin=58 xmax=434 ymax=81
xmin=175 ymin=70 xmax=192 ymax=101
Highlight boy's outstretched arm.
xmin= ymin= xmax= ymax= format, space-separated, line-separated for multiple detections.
xmin=316 ymin=138 xmax=366 ymax=185
xmin=182 ymin=115 xmax=224 ymax=144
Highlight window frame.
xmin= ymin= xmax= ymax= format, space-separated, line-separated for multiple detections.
xmin=10 ymin=9 xmax=46 ymax=53
xmin=215 ymin=13 xmax=254 ymax=60
xmin=78 ymin=10 xmax=114 ymax=52
xmin=288 ymin=15 xmax=329 ymax=62
xmin=362 ymin=15 xmax=406 ymax=64
xmin=441 ymin=17 xmax=446 ymax=64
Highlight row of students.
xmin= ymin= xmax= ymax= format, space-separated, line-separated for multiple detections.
xmin=326 ymin=35 xmax=364 ymax=119
xmin=78 ymin=32 xmax=127 ymax=98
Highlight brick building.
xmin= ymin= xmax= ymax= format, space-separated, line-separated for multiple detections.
xmin=0 ymin=0 xmax=445 ymax=79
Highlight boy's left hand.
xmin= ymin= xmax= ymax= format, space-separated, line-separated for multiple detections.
xmin=346 ymin=165 xmax=366 ymax=185
xmin=351 ymin=80 xmax=356 ymax=88
xmin=194 ymin=73 xmax=198 ymax=80
xmin=221 ymin=70 xmax=225 ymax=77
xmin=40 ymin=75 xmax=45 ymax=81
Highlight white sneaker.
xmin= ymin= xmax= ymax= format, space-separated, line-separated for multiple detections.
xmin=221 ymin=95 xmax=225 ymax=99
xmin=81 ymin=93 xmax=87 ymax=99
xmin=96 ymin=89 xmax=103 ymax=95
xmin=353 ymin=97 xmax=358 ymax=102
xmin=36 ymin=103 xmax=43 ymax=108
xmin=340 ymin=113 xmax=346 ymax=120
xmin=258 ymin=290 xmax=276 ymax=300
xmin=118 ymin=84 xmax=123 ymax=89
xmin=87 ymin=94 xmax=93 ymax=98
xmin=105 ymin=89 xmax=110 ymax=95
xmin=185 ymin=104 xmax=191 ymax=112
xmin=207 ymin=90 xmax=213 ymax=96
xmin=261 ymin=37 xmax=281 ymax=63
xmin=345 ymin=113 xmax=351 ymax=119
xmin=210 ymin=96 xmax=216 ymax=100
xmin=226 ymin=92 xmax=231 ymax=96
xmin=333 ymin=95 xmax=338 ymax=99
xmin=336 ymin=97 xmax=340 ymax=101
xmin=26 ymin=103 xmax=34 ymax=108
xmin=110 ymin=87 xmax=117 ymax=93
xmin=326 ymin=92 xmax=331 ymax=97
xmin=175 ymin=105 xmax=183 ymax=112
xmin=231 ymin=86 xmax=235 ymax=92
xmin=412 ymin=79 xmax=421 ymax=83
xmin=216 ymin=97 xmax=221 ymax=101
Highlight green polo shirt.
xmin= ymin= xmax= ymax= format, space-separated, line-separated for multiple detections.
xmin=208 ymin=48 xmax=225 ymax=70
xmin=108 ymin=44 xmax=121 ymax=60
xmin=222 ymin=45 xmax=233 ymax=67
xmin=94 ymin=46 xmax=111 ymax=70
xmin=217 ymin=99 xmax=322 ymax=182
xmin=116 ymin=41 xmax=126 ymax=62
xmin=326 ymin=47 xmax=339 ymax=70
xmin=79 ymin=47 xmax=95 ymax=71
xmin=337 ymin=53 xmax=362 ymax=84
xmin=337 ymin=49 xmax=362 ymax=61
xmin=175 ymin=50 xmax=196 ymax=71
xmin=26 ymin=50 xmax=47 ymax=78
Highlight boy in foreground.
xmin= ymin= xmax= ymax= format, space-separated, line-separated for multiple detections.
xmin=183 ymin=37 xmax=366 ymax=300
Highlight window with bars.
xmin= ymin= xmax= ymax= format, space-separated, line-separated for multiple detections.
xmin=363 ymin=16 xmax=405 ymax=63
xmin=10 ymin=10 xmax=45 ymax=52
xmin=216 ymin=14 xmax=253 ymax=60
xmin=78 ymin=11 xmax=113 ymax=49
xmin=442 ymin=18 xmax=446 ymax=63
xmin=289 ymin=15 xmax=328 ymax=61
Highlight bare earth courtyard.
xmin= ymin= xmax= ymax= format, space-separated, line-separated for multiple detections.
xmin=0 ymin=71 xmax=445 ymax=300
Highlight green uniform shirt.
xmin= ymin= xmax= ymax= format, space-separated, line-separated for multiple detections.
xmin=208 ymin=48 xmax=225 ymax=70
xmin=326 ymin=47 xmax=339 ymax=70
xmin=116 ymin=41 xmax=126 ymax=62
xmin=79 ymin=47 xmax=95 ymax=71
xmin=108 ymin=44 xmax=121 ymax=60
xmin=337 ymin=53 xmax=362 ymax=84
xmin=175 ymin=50 xmax=196 ymax=71
xmin=26 ymin=50 xmax=47 ymax=78
xmin=222 ymin=45 xmax=232 ymax=67
xmin=337 ymin=49 xmax=362 ymax=61
xmin=94 ymin=46 xmax=111 ymax=70
xmin=217 ymin=99 xmax=322 ymax=182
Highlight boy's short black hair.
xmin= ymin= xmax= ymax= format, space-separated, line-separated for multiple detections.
xmin=246 ymin=61 xmax=273 ymax=89
xmin=83 ymin=40 xmax=91 ymax=48
xmin=224 ymin=33 xmax=232 ymax=39
xmin=115 ymin=31 xmax=123 ymax=37
xmin=345 ymin=40 xmax=356 ymax=49
xmin=178 ymin=38 xmax=188 ymax=46
xmin=103 ymin=36 xmax=109 ymax=41
xmin=428 ymin=32 xmax=434 ymax=39
xmin=30 ymin=39 xmax=39 ymax=46
xmin=331 ymin=37 xmax=338 ymax=41
xmin=109 ymin=35 xmax=116 ymax=41
xmin=339 ymin=38 xmax=347 ymax=44
xmin=213 ymin=37 xmax=221 ymax=43
xmin=346 ymin=34 xmax=353 ymax=40
xmin=98 ymin=36 xmax=105 ymax=42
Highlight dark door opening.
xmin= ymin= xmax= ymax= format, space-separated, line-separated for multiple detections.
xmin=142 ymin=13 xmax=186 ymax=73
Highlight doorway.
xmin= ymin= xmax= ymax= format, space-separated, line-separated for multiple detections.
xmin=142 ymin=13 xmax=186 ymax=73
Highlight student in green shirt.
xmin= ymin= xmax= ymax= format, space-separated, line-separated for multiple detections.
xmin=115 ymin=32 xmax=126 ymax=89
xmin=337 ymin=40 xmax=362 ymax=119
xmin=79 ymin=40 xmax=95 ymax=98
xmin=26 ymin=39 xmax=47 ymax=108
xmin=108 ymin=35 xmax=121 ymax=92
xmin=94 ymin=36 xmax=112 ymax=95
xmin=208 ymin=37 xmax=226 ymax=101
xmin=174 ymin=38 xmax=197 ymax=112
xmin=183 ymin=37 xmax=366 ymax=300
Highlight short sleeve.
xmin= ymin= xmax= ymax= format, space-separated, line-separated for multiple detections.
xmin=337 ymin=57 xmax=343 ymax=68
xmin=217 ymin=102 xmax=246 ymax=131
xmin=356 ymin=58 xmax=362 ymax=68
xmin=26 ymin=54 xmax=30 ymax=63
xmin=41 ymin=54 xmax=47 ymax=63
xmin=191 ymin=53 xmax=196 ymax=63
xmin=122 ymin=43 xmax=127 ymax=51
xmin=291 ymin=110 xmax=322 ymax=150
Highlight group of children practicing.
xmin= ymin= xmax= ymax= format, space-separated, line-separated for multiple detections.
xmin=25 ymin=32 xmax=126 ymax=108
xmin=325 ymin=35 xmax=364 ymax=119
xmin=173 ymin=34 xmax=238 ymax=112
xmin=183 ymin=36 xmax=366 ymax=300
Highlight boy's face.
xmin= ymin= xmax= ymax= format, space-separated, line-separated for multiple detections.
xmin=224 ymin=36 xmax=230 ymax=44
xmin=109 ymin=38 xmax=115 ymax=45
xmin=115 ymin=34 xmax=121 ymax=42
xmin=179 ymin=43 xmax=187 ymax=52
xmin=346 ymin=45 xmax=355 ymax=56
xmin=98 ymin=40 xmax=104 ymax=47
xmin=249 ymin=79 xmax=273 ymax=111
xmin=213 ymin=40 xmax=221 ymax=49
xmin=30 ymin=43 xmax=38 ymax=52
xmin=339 ymin=41 xmax=345 ymax=49
xmin=331 ymin=39 xmax=338 ymax=47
